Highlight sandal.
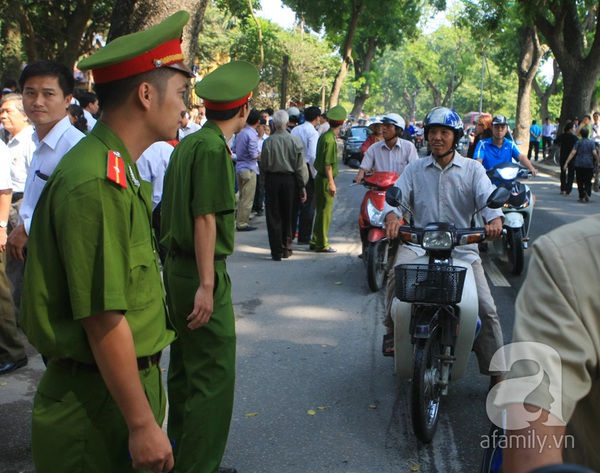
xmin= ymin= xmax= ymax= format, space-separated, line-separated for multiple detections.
xmin=382 ymin=333 xmax=394 ymax=357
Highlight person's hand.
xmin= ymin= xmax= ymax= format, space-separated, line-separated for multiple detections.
xmin=385 ymin=214 xmax=402 ymax=240
xmin=7 ymin=223 xmax=27 ymax=261
xmin=328 ymin=182 xmax=336 ymax=197
xmin=129 ymin=422 xmax=174 ymax=473
xmin=485 ymin=218 xmax=503 ymax=240
xmin=530 ymin=167 xmax=538 ymax=177
xmin=187 ymin=285 xmax=213 ymax=330
xmin=300 ymin=192 xmax=307 ymax=203
xmin=0 ymin=229 xmax=6 ymax=253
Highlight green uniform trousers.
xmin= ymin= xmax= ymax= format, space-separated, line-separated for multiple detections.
xmin=312 ymin=174 xmax=335 ymax=251
xmin=164 ymin=257 xmax=236 ymax=473
xmin=31 ymin=360 xmax=166 ymax=473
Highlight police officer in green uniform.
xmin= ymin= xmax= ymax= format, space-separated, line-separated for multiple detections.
xmin=20 ymin=11 xmax=194 ymax=473
xmin=160 ymin=61 xmax=259 ymax=473
xmin=311 ymin=105 xmax=347 ymax=253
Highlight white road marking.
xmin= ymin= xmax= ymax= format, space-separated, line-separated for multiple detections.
xmin=483 ymin=258 xmax=511 ymax=287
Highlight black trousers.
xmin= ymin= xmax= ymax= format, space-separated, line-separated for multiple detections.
xmin=265 ymin=173 xmax=297 ymax=258
xmin=528 ymin=140 xmax=540 ymax=160
xmin=575 ymin=166 xmax=594 ymax=199
xmin=559 ymin=156 xmax=575 ymax=194
xmin=297 ymin=165 xmax=315 ymax=243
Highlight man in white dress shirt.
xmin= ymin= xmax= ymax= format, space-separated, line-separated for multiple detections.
xmin=355 ymin=113 xmax=418 ymax=183
xmin=178 ymin=111 xmax=201 ymax=140
xmin=291 ymin=106 xmax=321 ymax=244
xmin=7 ymin=61 xmax=85 ymax=287
xmin=78 ymin=91 xmax=99 ymax=132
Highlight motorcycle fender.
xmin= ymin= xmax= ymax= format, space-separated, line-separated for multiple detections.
xmin=503 ymin=212 xmax=524 ymax=229
xmin=450 ymin=258 xmax=479 ymax=380
xmin=368 ymin=227 xmax=386 ymax=243
xmin=392 ymin=298 xmax=415 ymax=379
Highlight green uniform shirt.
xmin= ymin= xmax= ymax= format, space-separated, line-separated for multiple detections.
xmin=161 ymin=120 xmax=236 ymax=257
xmin=21 ymin=121 xmax=175 ymax=363
xmin=314 ymin=129 xmax=338 ymax=178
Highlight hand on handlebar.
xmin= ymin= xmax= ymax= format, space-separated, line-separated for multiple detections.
xmin=484 ymin=218 xmax=503 ymax=241
xmin=385 ymin=215 xmax=403 ymax=240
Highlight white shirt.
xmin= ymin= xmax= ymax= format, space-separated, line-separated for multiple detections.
xmin=291 ymin=121 xmax=320 ymax=177
xmin=83 ymin=109 xmax=97 ymax=131
xmin=178 ymin=121 xmax=201 ymax=140
xmin=360 ymin=138 xmax=419 ymax=176
xmin=137 ymin=141 xmax=175 ymax=210
xmin=317 ymin=122 xmax=330 ymax=135
xmin=0 ymin=141 xmax=13 ymax=191
xmin=20 ymin=115 xmax=85 ymax=234
xmin=6 ymin=125 xmax=35 ymax=192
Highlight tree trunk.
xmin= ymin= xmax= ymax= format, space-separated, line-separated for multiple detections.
xmin=108 ymin=0 xmax=207 ymax=72
xmin=0 ymin=0 xmax=26 ymax=80
xmin=328 ymin=0 xmax=364 ymax=108
xmin=247 ymin=0 xmax=264 ymax=70
xmin=514 ymin=26 xmax=546 ymax=146
xmin=530 ymin=1 xmax=600 ymax=134
xmin=350 ymin=36 xmax=377 ymax=118
xmin=532 ymin=60 xmax=560 ymax=123
xmin=57 ymin=1 xmax=97 ymax=69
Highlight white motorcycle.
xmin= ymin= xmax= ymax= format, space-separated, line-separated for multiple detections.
xmin=486 ymin=162 xmax=534 ymax=275
xmin=386 ymin=185 xmax=509 ymax=443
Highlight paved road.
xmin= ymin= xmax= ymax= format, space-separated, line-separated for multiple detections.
xmin=0 ymin=155 xmax=595 ymax=473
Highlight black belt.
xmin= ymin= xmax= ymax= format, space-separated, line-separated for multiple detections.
xmin=53 ymin=352 xmax=162 ymax=373
xmin=169 ymin=248 xmax=226 ymax=261
xmin=11 ymin=192 xmax=23 ymax=203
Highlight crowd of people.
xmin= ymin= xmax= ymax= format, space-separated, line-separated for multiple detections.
xmin=1 ymin=9 xmax=599 ymax=472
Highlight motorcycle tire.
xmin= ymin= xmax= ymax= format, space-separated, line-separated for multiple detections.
xmin=480 ymin=422 xmax=504 ymax=473
xmin=411 ymin=335 xmax=442 ymax=443
xmin=366 ymin=240 xmax=387 ymax=292
xmin=506 ymin=228 xmax=524 ymax=275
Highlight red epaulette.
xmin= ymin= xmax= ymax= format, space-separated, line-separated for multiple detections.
xmin=107 ymin=150 xmax=127 ymax=188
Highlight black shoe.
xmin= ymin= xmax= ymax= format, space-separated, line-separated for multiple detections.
xmin=255 ymin=209 xmax=263 ymax=216
xmin=237 ymin=226 xmax=257 ymax=232
xmin=219 ymin=468 xmax=238 ymax=473
xmin=0 ymin=357 xmax=28 ymax=376
xmin=316 ymin=247 xmax=337 ymax=253
xmin=272 ymin=254 xmax=282 ymax=261
xmin=297 ymin=240 xmax=310 ymax=245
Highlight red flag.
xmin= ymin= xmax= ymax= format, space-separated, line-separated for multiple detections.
xmin=107 ymin=150 xmax=127 ymax=189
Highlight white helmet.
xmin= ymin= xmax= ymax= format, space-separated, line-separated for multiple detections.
xmin=286 ymin=106 xmax=300 ymax=118
xmin=381 ymin=113 xmax=406 ymax=130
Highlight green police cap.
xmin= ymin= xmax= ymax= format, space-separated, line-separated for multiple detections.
xmin=327 ymin=105 xmax=347 ymax=122
xmin=78 ymin=10 xmax=194 ymax=84
xmin=195 ymin=61 xmax=260 ymax=111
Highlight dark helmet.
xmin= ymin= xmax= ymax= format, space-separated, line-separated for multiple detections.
xmin=423 ymin=106 xmax=464 ymax=146
xmin=492 ymin=114 xmax=508 ymax=126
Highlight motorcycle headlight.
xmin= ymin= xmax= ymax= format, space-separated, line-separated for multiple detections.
xmin=496 ymin=167 xmax=520 ymax=180
xmin=422 ymin=230 xmax=453 ymax=250
xmin=367 ymin=200 xmax=385 ymax=226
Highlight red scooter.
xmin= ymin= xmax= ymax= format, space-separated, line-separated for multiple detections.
xmin=357 ymin=172 xmax=399 ymax=292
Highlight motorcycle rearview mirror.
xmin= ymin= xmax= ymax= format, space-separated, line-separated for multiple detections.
xmin=470 ymin=187 xmax=510 ymax=228
xmin=487 ymin=187 xmax=511 ymax=209
xmin=385 ymin=187 xmax=414 ymax=226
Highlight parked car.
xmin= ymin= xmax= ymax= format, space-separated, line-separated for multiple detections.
xmin=342 ymin=125 xmax=370 ymax=164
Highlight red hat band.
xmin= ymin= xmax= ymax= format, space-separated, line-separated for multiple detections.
xmin=91 ymin=38 xmax=184 ymax=84
xmin=203 ymin=92 xmax=252 ymax=111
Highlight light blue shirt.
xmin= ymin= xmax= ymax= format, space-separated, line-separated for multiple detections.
xmin=233 ymin=124 xmax=260 ymax=174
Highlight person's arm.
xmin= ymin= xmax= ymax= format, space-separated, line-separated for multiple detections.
xmin=187 ymin=213 xmax=217 ymax=330
xmin=504 ymin=407 xmax=566 ymax=473
xmin=0 ymin=189 xmax=11 ymax=252
xmin=7 ymin=223 xmax=27 ymax=261
xmin=563 ymin=148 xmax=577 ymax=170
xmin=517 ymin=154 xmax=538 ymax=176
xmin=484 ymin=216 xmax=503 ymax=240
xmin=82 ymin=312 xmax=174 ymax=472
xmin=324 ymin=165 xmax=336 ymax=196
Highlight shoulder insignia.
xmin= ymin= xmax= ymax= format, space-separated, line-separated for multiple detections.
xmin=107 ymin=150 xmax=127 ymax=188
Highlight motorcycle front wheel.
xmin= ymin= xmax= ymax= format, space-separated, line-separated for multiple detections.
xmin=411 ymin=335 xmax=442 ymax=442
xmin=366 ymin=240 xmax=387 ymax=292
xmin=506 ymin=228 xmax=524 ymax=275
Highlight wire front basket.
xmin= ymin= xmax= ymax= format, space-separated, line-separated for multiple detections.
xmin=395 ymin=264 xmax=467 ymax=304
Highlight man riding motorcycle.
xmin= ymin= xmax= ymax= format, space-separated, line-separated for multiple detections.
xmin=355 ymin=113 xmax=418 ymax=183
xmin=474 ymin=114 xmax=538 ymax=175
xmin=382 ymin=106 xmax=505 ymax=388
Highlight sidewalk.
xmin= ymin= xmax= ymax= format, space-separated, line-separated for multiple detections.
xmin=534 ymin=157 xmax=560 ymax=179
